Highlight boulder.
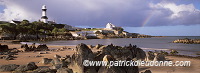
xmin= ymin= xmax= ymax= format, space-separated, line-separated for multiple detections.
xmin=99 ymin=55 xmax=139 ymax=73
xmin=145 ymin=51 xmax=155 ymax=61
xmin=0 ymin=44 xmax=9 ymax=52
xmin=40 ymin=58 xmax=53 ymax=64
xmin=144 ymin=70 xmax=152 ymax=73
xmin=36 ymin=44 xmax=49 ymax=51
xmin=50 ymin=64 xmax=62 ymax=69
xmin=170 ymin=50 xmax=179 ymax=55
xmin=17 ymin=48 xmax=28 ymax=52
xmin=19 ymin=44 xmax=29 ymax=52
xmin=0 ymin=64 xmax=19 ymax=72
xmin=51 ymin=58 xmax=61 ymax=65
xmin=54 ymin=54 xmax=61 ymax=58
xmin=56 ymin=67 xmax=73 ymax=73
xmin=35 ymin=55 xmax=43 ymax=57
xmin=21 ymin=44 xmax=28 ymax=48
xmin=87 ymin=45 xmax=94 ymax=49
xmin=135 ymin=48 xmax=146 ymax=60
xmin=98 ymin=44 xmax=146 ymax=61
xmin=4 ymin=55 xmax=15 ymax=60
xmin=94 ymin=44 xmax=103 ymax=49
xmin=15 ymin=62 xmax=38 ymax=71
xmin=29 ymin=43 xmax=36 ymax=51
xmin=98 ymin=55 xmax=125 ymax=73
xmin=69 ymin=43 xmax=95 ymax=73
xmin=153 ymin=53 xmax=166 ymax=61
xmin=34 ymin=67 xmax=57 ymax=73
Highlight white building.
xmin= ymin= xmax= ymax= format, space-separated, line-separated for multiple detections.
xmin=71 ymin=31 xmax=97 ymax=37
xmin=95 ymin=30 xmax=114 ymax=34
xmin=106 ymin=23 xmax=116 ymax=30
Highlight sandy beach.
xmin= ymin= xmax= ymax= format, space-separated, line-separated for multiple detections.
xmin=0 ymin=43 xmax=199 ymax=73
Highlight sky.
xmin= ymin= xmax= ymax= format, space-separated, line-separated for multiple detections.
xmin=0 ymin=0 xmax=200 ymax=36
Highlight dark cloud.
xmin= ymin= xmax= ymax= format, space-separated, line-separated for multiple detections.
xmin=0 ymin=0 xmax=199 ymax=27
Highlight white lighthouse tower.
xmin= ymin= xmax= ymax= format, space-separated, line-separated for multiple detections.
xmin=41 ymin=5 xmax=48 ymax=23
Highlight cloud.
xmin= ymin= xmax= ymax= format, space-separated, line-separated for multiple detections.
xmin=0 ymin=0 xmax=199 ymax=27
xmin=149 ymin=2 xmax=200 ymax=26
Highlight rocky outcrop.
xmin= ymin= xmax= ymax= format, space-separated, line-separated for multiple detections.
xmin=57 ymin=67 xmax=73 ymax=73
xmin=173 ymin=38 xmax=200 ymax=44
xmin=96 ymin=44 xmax=146 ymax=61
xmin=34 ymin=67 xmax=57 ymax=73
xmin=0 ymin=64 xmax=19 ymax=72
xmin=18 ymin=44 xmax=49 ymax=52
xmin=145 ymin=51 xmax=166 ymax=61
xmin=145 ymin=51 xmax=155 ymax=61
xmin=170 ymin=50 xmax=179 ymax=55
xmin=36 ymin=44 xmax=49 ymax=51
xmin=70 ymin=43 xmax=96 ymax=73
xmin=94 ymin=44 xmax=104 ymax=49
xmin=153 ymin=53 xmax=166 ymax=61
xmin=40 ymin=58 xmax=53 ymax=64
xmin=1 ymin=43 xmax=148 ymax=73
xmin=68 ymin=43 xmax=144 ymax=73
xmin=15 ymin=62 xmax=38 ymax=72
xmin=0 ymin=53 xmax=17 ymax=60
xmin=98 ymin=55 xmax=139 ymax=73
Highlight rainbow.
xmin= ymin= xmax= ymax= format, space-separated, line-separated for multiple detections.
xmin=141 ymin=12 xmax=154 ymax=27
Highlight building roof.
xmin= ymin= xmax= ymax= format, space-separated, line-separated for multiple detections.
xmin=10 ymin=20 xmax=21 ymax=24
xmin=106 ymin=23 xmax=116 ymax=29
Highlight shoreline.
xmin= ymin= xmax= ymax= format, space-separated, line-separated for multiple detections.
xmin=2 ymin=41 xmax=200 ymax=57
xmin=0 ymin=43 xmax=200 ymax=73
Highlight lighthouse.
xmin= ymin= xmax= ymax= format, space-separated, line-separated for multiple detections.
xmin=41 ymin=5 xmax=48 ymax=23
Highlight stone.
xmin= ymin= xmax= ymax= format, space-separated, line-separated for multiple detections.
xmin=34 ymin=67 xmax=57 ymax=73
xmin=95 ymin=44 xmax=103 ymax=49
xmin=4 ymin=54 xmax=15 ymax=60
xmin=170 ymin=50 xmax=179 ymax=55
xmin=21 ymin=44 xmax=28 ymax=48
xmin=36 ymin=44 xmax=49 ymax=51
xmin=39 ymin=51 xmax=48 ymax=54
xmin=18 ymin=44 xmax=30 ymax=52
xmin=54 ymin=54 xmax=61 ymax=58
xmin=153 ymin=53 xmax=166 ymax=61
xmin=15 ymin=62 xmax=38 ymax=71
xmin=87 ymin=45 xmax=93 ymax=49
xmin=29 ymin=43 xmax=36 ymax=51
xmin=68 ymin=43 xmax=144 ymax=73
xmin=35 ymin=55 xmax=43 ymax=57
xmin=145 ymin=51 xmax=155 ymax=61
xmin=0 ymin=44 xmax=9 ymax=52
xmin=69 ymin=43 xmax=95 ymax=73
xmin=98 ymin=44 xmax=146 ymax=61
xmin=135 ymin=48 xmax=146 ymax=60
xmin=56 ymin=67 xmax=73 ymax=73
xmin=40 ymin=58 xmax=53 ymax=64
xmin=0 ymin=64 xmax=19 ymax=72
xmin=50 ymin=64 xmax=62 ymax=69
xmin=17 ymin=48 xmax=27 ymax=52
xmin=51 ymin=58 xmax=61 ymax=65
xmin=144 ymin=70 xmax=152 ymax=73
